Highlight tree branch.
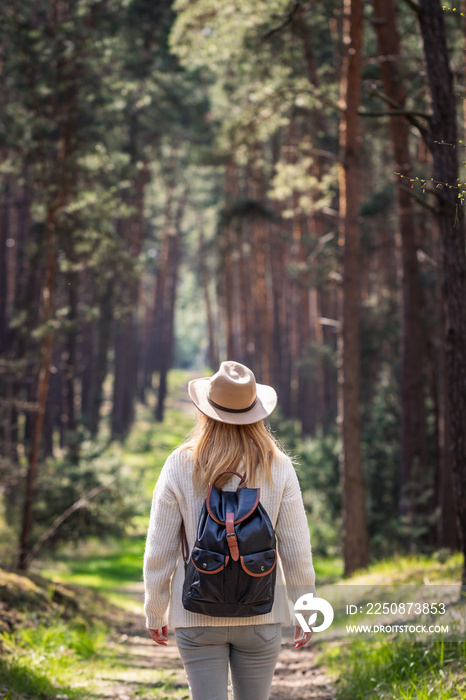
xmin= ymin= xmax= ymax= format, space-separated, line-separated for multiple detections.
xmin=367 ymin=86 xmax=429 ymax=142
xmin=400 ymin=0 xmax=421 ymax=14
xmin=359 ymin=109 xmax=430 ymax=118
xmin=25 ymin=477 xmax=117 ymax=566
xmin=263 ymin=0 xmax=301 ymax=39
xmin=398 ymin=183 xmax=435 ymax=211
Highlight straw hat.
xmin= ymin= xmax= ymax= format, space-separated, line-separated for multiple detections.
xmin=188 ymin=361 xmax=277 ymax=425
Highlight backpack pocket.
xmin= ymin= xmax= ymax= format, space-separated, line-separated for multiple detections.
xmin=191 ymin=547 xmax=230 ymax=574
xmin=240 ymin=549 xmax=277 ymax=577
xmin=183 ymin=547 xmax=229 ymax=608
xmin=235 ymin=548 xmax=277 ymax=607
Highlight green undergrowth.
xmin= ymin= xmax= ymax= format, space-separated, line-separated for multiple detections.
xmin=0 ymin=567 xmax=117 ymax=699
xmin=315 ymin=556 xmax=343 ymax=583
xmin=324 ymin=636 xmax=466 ymax=699
xmin=318 ymin=553 xmax=465 ymax=700
xmin=0 ymin=566 xmax=188 ymax=699
xmin=39 ymin=536 xmax=145 ymax=612
xmin=0 ymin=621 xmax=108 ymax=699
xmin=0 ymin=621 xmax=187 ymax=700
xmin=123 ymin=371 xmax=196 ymax=502
xmin=350 ymin=551 xmax=463 ymax=585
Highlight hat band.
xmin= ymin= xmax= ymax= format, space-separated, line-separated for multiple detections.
xmin=207 ymin=396 xmax=257 ymax=414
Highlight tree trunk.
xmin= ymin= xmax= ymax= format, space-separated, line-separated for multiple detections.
xmin=156 ymin=188 xmax=187 ymax=421
xmin=43 ymin=366 xmax=57 ymax=458
xmin=152 ymin=177 xmax=175 ymax=380
xmin=18 ymin=209 xmax=57 ymax=570
xmin=63 ymin=270 xmax=79 ymax=460
xmin=7 ymin=175 xmax=35 ymax=481
xmin=436 ymin=278 xmax=458 ymax=548
xmin=224 ymin=162 xmax=238 ymax=360
xmin=85 ymin=281 xmax=113 ymax=438
xmin=418 ymin=0 xmax=466 ymax=583
xmin=199 ymin=230 xmax=219 ymax=370
xmin=337 ymin=0 xmax=370 ymax=576
xmin=111 ymin=222 xmax=135 ymax=440
xmin=111 ymin=165 xmax=148 ymax=439
xmin=0 ymin=176 xmax=10 ymax=356
xmin=111 ymin=313 xmax=135 ymax=439
xmin=372 ymin=0 xmax=429 ymax=535
xmin=240 ymin=217 xmax=253 ymax=369
xmin=268 ymin=215 xmax=290 ymax=415
xmin=296 ymin=214 xmax=315 ymax=435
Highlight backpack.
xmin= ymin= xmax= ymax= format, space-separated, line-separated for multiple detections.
xmin=181 ymin=470 xmax=277 ymax=617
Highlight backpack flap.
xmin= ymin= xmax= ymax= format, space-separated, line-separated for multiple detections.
xmin=206 ymin=484 xmax=260 ymax=524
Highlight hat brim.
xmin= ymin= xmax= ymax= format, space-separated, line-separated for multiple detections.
xmin=188 ymin=377 xmax=278 ymax=425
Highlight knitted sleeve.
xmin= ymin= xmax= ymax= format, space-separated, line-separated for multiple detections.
xmin=275 ymin=458 xmax=317 ymax=598
xmin=143 ymin=453 xmax=183 ymax=630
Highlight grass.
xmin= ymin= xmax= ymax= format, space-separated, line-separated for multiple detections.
xmin=42 ymin=537 xmax=145 ymax=587
xmin=0 ymin=565 xmax=189 ymax=699
xmin=349 ymin=551 xmax=464 ymax=585
xmin=323 ymin=636 xmax=466 ymax=699
xmin=0 ymin=615 xmax=189 ymax=700
xmin=317 ymin=553 xmax=465 ymax=699
xmin=0 ymin=620 xmax=109 ymax=699
xmin=314 ymin=556 xmax=344 ymax=583
xmin=40 ymin=537 xmax=145 ymax=612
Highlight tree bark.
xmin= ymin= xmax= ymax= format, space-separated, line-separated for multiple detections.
xmin=224 ymin=162 xmax=239 ymax=360
xmin=418 ymin=0 xmax=466 ymax=583
xmin=18 ymin=208 xmax=57 ymax=570
xmin=337 ymin=0 xmax=370 ymax=575
xmin=199 ymin=229 xmax=219 ymax=371
xmin=295 ymin=214 xmax=315 ymax=435
xmin=436 ymin=277 xmax=458 ymax=548
xmin=372 ymin=0 xmax=429 ymax=534
xmin=0 ymin=175 xmax=10 ymax=356
xmin=63 ymin=268 xmax=79 ymax=460
xmin=112 ymin=164 xmax=149 ymax=439
xmin=86 ymin=281 xmax=113 ymax=437
xmin=155 ymin=188 xmax=187 ymax=422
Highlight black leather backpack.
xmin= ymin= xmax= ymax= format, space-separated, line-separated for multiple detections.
xmin=181 ymin=470 xmax=277 ymax=617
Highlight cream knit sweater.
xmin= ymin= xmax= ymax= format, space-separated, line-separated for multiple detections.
xmin=143 ymin=446 xmax=316 ymax=630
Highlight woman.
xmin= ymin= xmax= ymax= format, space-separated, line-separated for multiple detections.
xmin=143 ymin=361 xmax=316 ymax=700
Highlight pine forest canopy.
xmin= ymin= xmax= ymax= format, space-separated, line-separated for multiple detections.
xmin=0 ymin=0 xmax=465 ymax=583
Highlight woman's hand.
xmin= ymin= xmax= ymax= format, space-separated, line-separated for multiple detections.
xmin=149 ymin=626 xmax=168 ymax=646
xmin=294 ymin=624 xmax=313 ymax=649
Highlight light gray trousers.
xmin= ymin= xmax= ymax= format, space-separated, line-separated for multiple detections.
xmin=175 ymin=624 xmax=282 ymax=700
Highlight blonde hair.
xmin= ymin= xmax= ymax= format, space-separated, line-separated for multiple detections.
xmin=181 ymin=411 xmax=282 ymax=490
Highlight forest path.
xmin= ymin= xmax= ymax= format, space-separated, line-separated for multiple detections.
xmin=91 ymin=584 xmax=337 ymax=700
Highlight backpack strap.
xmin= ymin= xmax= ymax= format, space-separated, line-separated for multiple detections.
xmin=180 ymin=520 xmax=189 ymax=567
xmin=212 ymin=470 xmax=246 ymax=491
xmin=225 ymin=512 xmax=239 ymax=561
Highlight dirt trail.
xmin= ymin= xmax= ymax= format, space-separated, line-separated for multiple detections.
xmin=91 ymin=591 xmax=337 ymax=700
